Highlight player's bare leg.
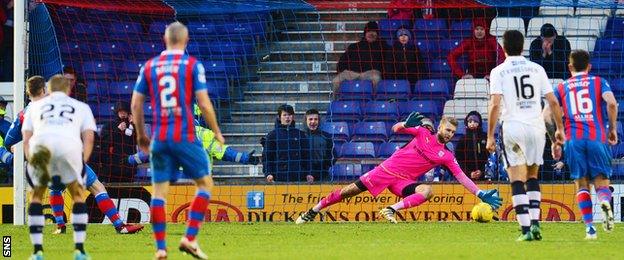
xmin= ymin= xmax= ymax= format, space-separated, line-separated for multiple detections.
xmin=296 ymin=182 xmax=366 ymax=224
xmin=508 ymin=165 xmax=532 ymax=241
xmin=593 ymin=175 xmax=614 ymax=233
xmin=179 ymin=176 xmax=213 ymax=260
xmin=66 ymin=181 xmax=90 ymax=259
xmin=381 ymin=185 xmax=432 ymax=223
xmin=28 ymin=186 xmax=47 ymax=260
xmin=526 ymin=165 xmax=542 ymax=240
xmin=151 ymin=181 xmax=170 ymax=259
xmin=88 ymin=180 xmax=144 ymax=234
xmin=575 ymin=177 xmax=597 ymax=239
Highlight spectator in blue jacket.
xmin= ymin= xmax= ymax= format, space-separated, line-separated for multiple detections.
xmin=303 ymin=109 xmax=335 ymax=183
xmin=0 ymin=96 xmax=10 ymax=139
xmin=261 ymin=104 xmax=309 ymax=182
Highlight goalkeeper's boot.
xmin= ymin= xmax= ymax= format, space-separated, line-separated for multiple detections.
xmin=179 ymin=237 xmax=208 ymax=260
xmin=53 ymin=225 xmax=66 ymax=235
xmin=154 ymin=250 xmax=167 ymax=260
xmin=379 ymin=207 xmax=398 ymax=224
xmin=585 ymin=226 xmax=597 ymax=240
xmin=29 ymin=251 xmax=43 ymax=260
xmin=530 ymin=224 xmax=542 ymax=241
xmin=600 ymin=201 xmax=615 ymax=233
xmin=295 ymin=209 xmax=318 ymax=224
xmin=116 ymin=223 xmax=145 ymax=234
xmin=516 ymin=232 xmax=533 ymax=242
xmin=73 ymin=250 xmax=91 ymax=260
xmin=30 ymin=145 xmax=51 ymax=186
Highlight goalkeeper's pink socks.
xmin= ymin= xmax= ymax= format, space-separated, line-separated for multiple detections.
xmin=49 ymin=190 xmax=65 ymax=228
xmin=151 ymin=198 xmax=167 ymax=251
xmin=577 ymin=189 xmax=593 ymax=227
xmin=313 ymin=189 xmax=342 ymax=212
xmin=390 ymin=193 xmax=426 ymax=211
xmin=185 ymin=190 xmax=211 ymax=241
xmin=95 ymin=192 xmax=123 ymax=229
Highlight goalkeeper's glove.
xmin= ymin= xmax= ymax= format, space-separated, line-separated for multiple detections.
xmin=477 ymin=189 xmax=502 ymax=210
xmin=404 ymin=112 xmax=425 ymax=128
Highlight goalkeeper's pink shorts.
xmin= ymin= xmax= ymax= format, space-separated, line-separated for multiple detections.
xmin=358 ymin=166 xmax=415 ymax=197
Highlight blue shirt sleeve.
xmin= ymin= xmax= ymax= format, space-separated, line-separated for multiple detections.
xmin=133 ymin=63 xmax=149 ymax=95
xmin=601 ymin=78 xmax=612 ymax=94
xmin=4 ymin=113 xmax=23 ymax=150
xmin=193 ymin=61 xmax=208 ymax=92
xmin=552 ymin=82 xmax=562 ymax=104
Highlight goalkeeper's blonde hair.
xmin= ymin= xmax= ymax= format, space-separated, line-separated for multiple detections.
xmin=47 ymin=74 xmax=71 ymax=94
xmin=440 ymin=116 xmax=458 ymax=127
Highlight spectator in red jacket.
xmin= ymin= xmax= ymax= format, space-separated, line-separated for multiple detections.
xmin=447 ymin=19 xmax=504 ymax=79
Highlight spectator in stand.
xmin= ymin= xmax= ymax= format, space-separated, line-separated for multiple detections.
xmin=529 ymin=23 xmax=571 ymax=80
xmin=99 ymin=101 xmax=137 ymax=182
xmin=63 ymin=66 xmax=87 ymax=103
xmin=303 ymin=109 xmax=334 ymax=183
xmin=455 ymin=111 xmax=488 ymax=181
xmin=261 ymin=104 xmax=309 ymax=182
xmin=448 ymin=19 xmax=505 ymax=79
xmin=333 ymin=21 xmax=388 ymax=93
xmin=0 ymin=96 xmax=10 ymax=138
xmin=384 ymin=27 xmax=426 ymax=86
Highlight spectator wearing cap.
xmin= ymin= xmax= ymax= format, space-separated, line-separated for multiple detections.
xmin=530 ymin=23 xmax=571 ymax=79
xmin=63 ymin=66 xmax=88 ymax=103
xmin=333 ymin=21 xmax=389 ymax=93
xmin=448 ymin=19 xmax=505 ymax=79
xmin=261 ymin=104 xmax=309 ymax=183
xmin=0 ymin=96 xmax=10 ymax=139
xmin=99 ymin=101 xmax=137 ymax=182
xmin=455 ymin=111 xmax=488 ymax=180
xmin=384 ymin=27 xmax=426 ymax=86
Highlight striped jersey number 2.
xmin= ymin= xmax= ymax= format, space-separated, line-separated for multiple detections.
xmin=159 ymin=75 xmax=178 ymax=108
xmin=568 ymin=88 xmax=593 ymax=115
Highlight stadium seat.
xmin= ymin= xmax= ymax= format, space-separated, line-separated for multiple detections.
xmin=378 ymin=19 xmax=411 ymax=42
xmin=351 ymin=122 xmax=388 ymax=143
xmin=539 ymin=6 xmax=574 ymax=16
xmin=604 ymin=18 xmax=624 ymax=38
xmin=415 ymin=39 xmax=440 ymax=58
xmin=188 ymin=21 xmax=216 ymax=35
xmin=134 ymin=167 xmax=151 ymax=182
xmin=108 ymin=81 xmax=134 ymax=97
xmin=609 ymin=78 xmax=624 ymax=95
xmin=336 ymin=80 xmax=373 ymax=101
xmin=376 ymin=80 xmax=411 ymax=100
xmin=490 ymin=17 xmax=525 ymax=36
xmin=82 ymin=61 xmax=113 ymax=79
xmin=320 ymin=121 xmax=350 ymax=143
xmin=592 ymin=57 xmax=624 ymax=76
xmin=438 ymin=39 xmax=461 ymax=54
xmin=564 ymin=17 xmax=606 ymax=37
xmin=149 ymin=21 xmax=169 ymax=34
xmin=594 ymin=38 xmax=624 ymax=55
xmin=527 ymin=17 xmax=566 ymax=37
xmin=91 ymin=102 xmax=115 ymax=119
xmin=59 ymin=42 xmax=89 ymax=55
xmin=73 ymin=23 xmax=102 ymax=35
xmin=567 ymin=37 xmax=597 ymax=53
xmin=329 ymin=101 xmax=362 ymax=122
xmin=204 ymin=59 xmax=241 ymax=78
xmin=133 ymin=42 xmax=163 ymax=55
xmin=575 ymin=7 xmax=613 ymax=17
xmin=96 ymin=42 xmax=130 ymax=56
xmin=449 ymin=20 xmax=473 ymax=39
xmin=611 ymin=142 xmax=624 ymax=158
xmin=362 ymin=101 xmax=399 ymax=122
xmin=206 ymin=80 xmax=230 ymax=100
xmin=330 ymin=164 xmax=363 ymax=181
xmin=443 ymin=99 xmax=488 ymax=119
xmin=454 ymin=79 xmax=489 ymax=99
xmin=398 ymin=100 xmax=443 ymax=120
xmin=338 ymin=142 xmax=376 ymax=159
xmin=121 ymin=60 xmax=144 ymax=73
xmin=413 ymin=79 xmax=451 ymax=101
xmin=110 ymin=22 xmax=143 ymax=38
xmin=454 ymin=119 xmax=467 ymax=139
xmin=377 ymin=142 xmax=404 ymax=158
xmin=426 ymin=59 xmax=452 ymax=78
xmin=414 ymin=19 xmax=448 ymax=38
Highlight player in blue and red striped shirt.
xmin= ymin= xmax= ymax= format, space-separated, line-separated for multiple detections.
xmin=545 ymin=50 xmax=618 ymax=240
xmin=132 ymin=21 xmax=224 ymax=260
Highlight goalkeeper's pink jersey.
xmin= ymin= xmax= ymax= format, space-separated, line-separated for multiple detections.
xmin=379 ymin=126 xmax=479 ymax=194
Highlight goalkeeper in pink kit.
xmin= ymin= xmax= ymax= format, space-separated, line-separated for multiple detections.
xmin=296 ymin=113 xmax=502 ymax=224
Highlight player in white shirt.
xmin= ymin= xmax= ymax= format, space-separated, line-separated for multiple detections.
xmin=486 ymin=30 xmax=565 ymax=241
xmin=22 ymin=74 xmax=96 ymax=260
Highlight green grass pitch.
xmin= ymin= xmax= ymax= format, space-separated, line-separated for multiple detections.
xmin=2 ymin=222 xmax=623 ymax=259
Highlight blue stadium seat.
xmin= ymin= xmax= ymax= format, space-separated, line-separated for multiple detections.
xmin=110 ymin=22 xmax=143 ymax=37
xmin=108 ymin=81 xmax=134 ymax=97
xmin=336 ymin=80 xmax=373 ymax=101
xmin=376 ymin=80 xmax=411 ymax=100
xmin=203 ymin=59 xmax=241 ymax=79
xmin=426 ymin=59 xmax=452 ymax=78
xmin=82 ymin=61 xmax=113 ymax=79
xmin=377 ymin=142 xmax=404 ymax=158
xmin=59 ymin=42 xmax=89 ymax=55
xmin=450 ymin=20 xmax=473 ymax=39
xmin=329 ymin=101 xmax=362 ymax=122
xmin=438 ymin=39 xmax=461 ymax=54
xmin=96 ymin=42 xmax=130 ymax=56
xmin=87 ymin=81 xmax=106 ymax=97
xmin=134 ymin=167 xmax=151 ymax=182
xmin=362 ymin=101 xmax=399 ymax=122
xmin=219 ymin=23 xmax=254 ymax=35
xmin=206 ymin=80 xmax=230 ymax=100
xmin=594 ymin=38 xmax=624 ymax=56
xmin=413 ymin=79 xmax=451 ymax=101
xmin=351 ymin=122 xmax=388 ymax=143
xmin=338 ymin=142 xmax=376 ymax=159
xmin=379 ymin=19 xmax=412 ymax=42
xmin=610 ymin=78 xmax=624 ymax=96
xmin=605 ymin=18 xmax=624 ymax=38
xmin=330 ymin=164 xmax=363 ymax=181
xmin=612 ymin=142 xmax=624 ymax=158
xmin=133 ymin=42 xmax=163 ymax=55
xmin=188 ymin=21 xmax=216 ymax=35
xmin=415 ymin=39 xmax=440 ymax=58
xmin=73 ymin=23 xmax=102 ymax=35
xmin=398 ymin=100 xmax=443 ymax=120
xmin=414 ymin=19 xmax=448 ymax=38
xmin=91 ymin=102 xmax=115 ymax=119
xmin=321 ymin=121 xmax=350 ymax=143
xmin=121 ymin=60 xmax=144 ymax=73
xmin=149 ymin=21 xmax=168 ymax=34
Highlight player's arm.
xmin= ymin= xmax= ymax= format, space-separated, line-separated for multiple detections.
xmin=81 ymin=130 xmax=94 ymax=163
xmin=486 ymin=93 xmax=502 ymax=151
xmin=544 ymin=92 xmax=565 ymax=144
xmin=21 ymin=110 xmax=33 ymax=160
xmin=445 ymin=157 xmax=502 ymax=209
xmin=603 ymin=90 xmax=618 ymax=145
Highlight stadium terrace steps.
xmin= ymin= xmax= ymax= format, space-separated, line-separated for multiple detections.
xmin=259 ymin=61 xmax=338 ymax=71
xmin=280 ymin=30 xmax=364 ymax=41
xmin=290 ymin=21 xmax=370 ymax=31
xmin=295 ymin=10 xmax=387 ymax=21
xmin=257 ymin=70 xmax=333 ymax=81
xmin=268 ymin=51 xmax=343 ymax=62
xmin=243 ymin=91 xmax=331 ymax=102
xmin=230 ymin=110 xmax=328 ymax=123
xmin=246 ymin=81 xmax=332 ymax=91
xmin=271 ymin=41 xmax=354 ymax=52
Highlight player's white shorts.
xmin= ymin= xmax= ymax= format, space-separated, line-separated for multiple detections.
xmin=501 ymin=121 xmax=546 ymax=167
xmin=27 ymin=135 xmax=84 ymax=187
